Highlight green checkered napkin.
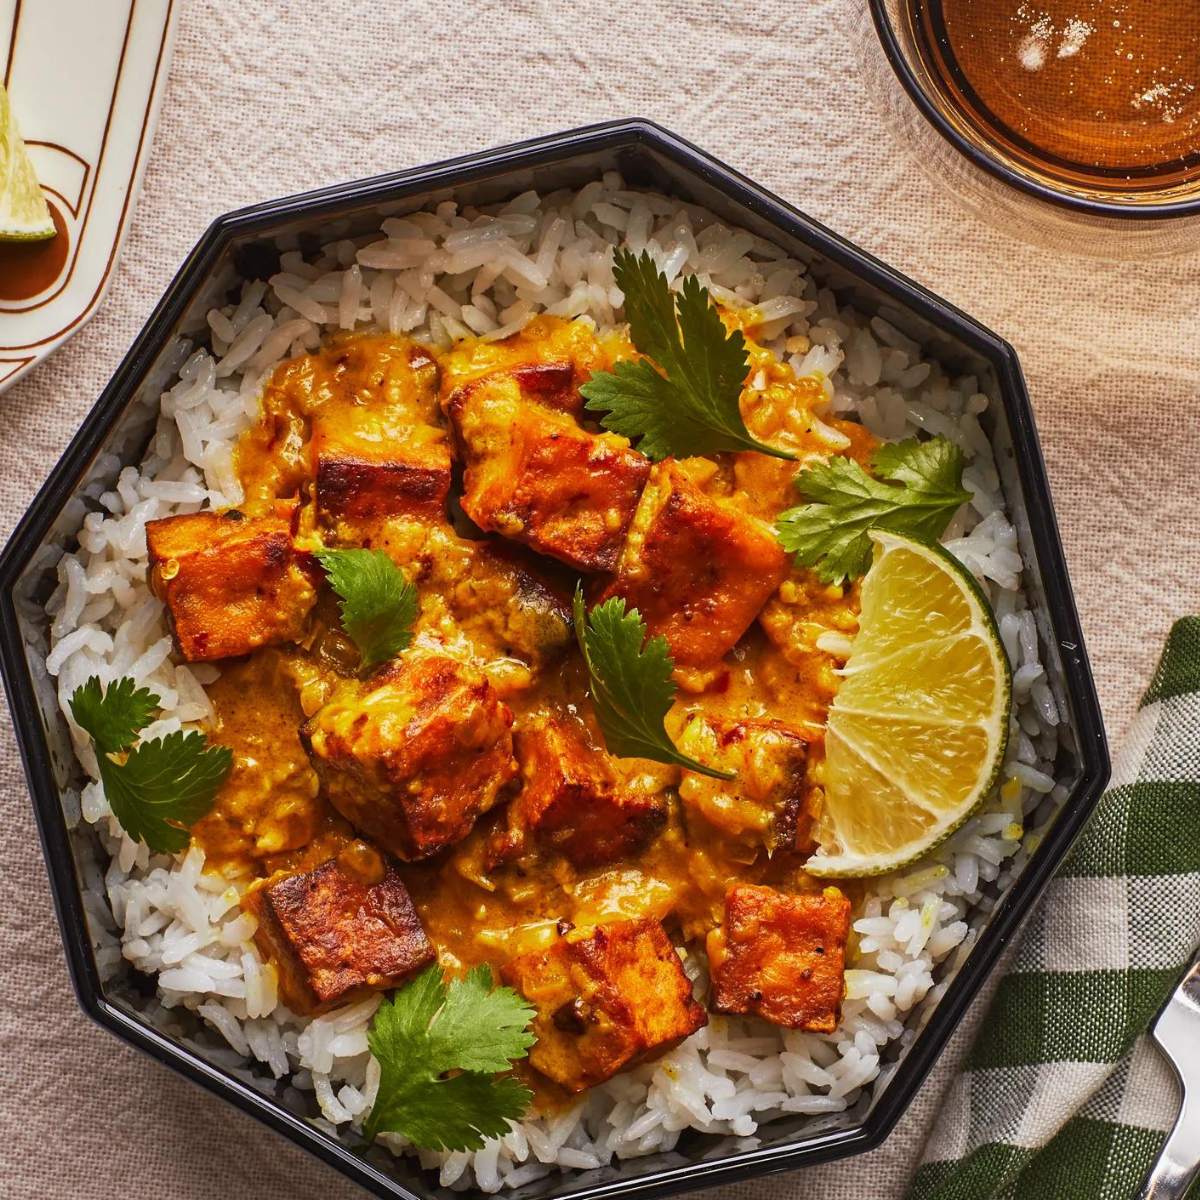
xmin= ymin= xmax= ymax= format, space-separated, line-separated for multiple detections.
xmin=909 ymin=617 xmax=1200 ymax=1200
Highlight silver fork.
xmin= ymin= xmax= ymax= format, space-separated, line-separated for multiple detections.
xmin=1136 ymin=950 xmax=1200 ymax=1199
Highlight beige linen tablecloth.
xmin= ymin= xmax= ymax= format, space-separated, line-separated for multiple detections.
xmin=2 ymin=3 xmax=1197 ymax=1197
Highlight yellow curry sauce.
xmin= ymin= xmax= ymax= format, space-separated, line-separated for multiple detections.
xmin=194 ymin=313 xmax=871 ymax=998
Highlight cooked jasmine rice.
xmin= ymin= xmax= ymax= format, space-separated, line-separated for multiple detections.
xmin=47 ymin=173 xmax=1062 ymax=1191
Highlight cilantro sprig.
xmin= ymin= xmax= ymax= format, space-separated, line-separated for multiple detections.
xmin=365 ymin=965 xmax=535 ymax=1151
xmin=316 ymin=547 xmax=418 ymax=672
xmin=580 ymin=249 xmax=796 ymax=462
xmin=775 ymin=436 xmax=970 ymax=583
xmin=69 ymin=676 xmax=232 ymax=854
xmin=573 ymin=586 xmax=734 ymax=781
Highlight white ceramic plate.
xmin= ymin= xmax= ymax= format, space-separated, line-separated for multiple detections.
xmin=0 ymin=0 xmax=177 ymax=393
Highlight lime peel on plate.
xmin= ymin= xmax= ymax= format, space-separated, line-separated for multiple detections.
xmin=806 ymin=528 xmax=1012 ymax=878
xmin=0 ymin=82 xmax=55 ymax=242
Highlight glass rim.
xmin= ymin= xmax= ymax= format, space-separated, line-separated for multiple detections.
xmin=867 ymin=0 xmax=1200 ymax=222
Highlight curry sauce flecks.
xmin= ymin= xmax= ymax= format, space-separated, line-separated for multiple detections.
xmin=145 ymin=311 xmax=868 ymax=1094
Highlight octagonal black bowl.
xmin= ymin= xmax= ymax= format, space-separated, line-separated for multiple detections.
xmin=0 ymin=118 xmax=1107 ymax=1200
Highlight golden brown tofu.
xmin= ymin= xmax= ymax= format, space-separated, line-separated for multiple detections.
xmin=145 ymin=503 xmax=318 ymax=662
xmin=502 ymin=919 xmax=706 ymax=1092
xmin=237 ymin=332 xmax=443 ymax=510
xmin=600 ymin=462 xmax=789 ymax=668
xmin=446 ymin=372 xmax=650 ymax=573
xmin=707 ymin=884 xmax=850 ymax=1032
xmin=676 ymin=715 xmax=819 ymax=855
xmin=302 ymin=653 xmax=517 ymax=861
xmin=446 ymin=360 xmax=581 ymax=419
xmin=437 ymin=313 xmax=632 ymax=416
xmin=244 ymin=846 xmax=434 ymax=1015
xmin=491 ymin=715 xmax=667 ymax=868
xmin=313 ymin=407 xmax=452 ymax=537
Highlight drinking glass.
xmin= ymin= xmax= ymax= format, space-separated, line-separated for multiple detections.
xmin=849 ymin=0 xmax=1200 ymax=258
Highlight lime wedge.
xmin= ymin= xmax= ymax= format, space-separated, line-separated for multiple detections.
xmin=806 ymin=529 xmax=1012 ymax=878
xmin=0 ymin=83 xmax=54 ymax=242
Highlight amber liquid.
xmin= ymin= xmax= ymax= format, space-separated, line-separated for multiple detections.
xmin=907 ymin=0 xmax=1200 ymax=193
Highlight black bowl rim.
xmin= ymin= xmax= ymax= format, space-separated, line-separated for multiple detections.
xmin=0 ymin=117 xmax=1109 ymax=1200
xmin=866 ymin=0 xmax=1200 ymax=222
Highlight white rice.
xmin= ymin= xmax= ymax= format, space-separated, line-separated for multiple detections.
xmin=45 ymin=172 xmax=1060 ymax=1190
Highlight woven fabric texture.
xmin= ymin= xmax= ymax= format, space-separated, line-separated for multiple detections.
xmin=911 ymin=618 xmax=1200 ymax=1200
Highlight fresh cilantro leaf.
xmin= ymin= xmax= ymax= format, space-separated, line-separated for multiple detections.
xmin=580 ymin=249 xmax=795 ymax=462
xmin=99 ymin=732 xmax=232 ymax=854
xmin=426 ymin=964 xmax=539 ymax=1075
xmin=384 ymin=1071 xmax=532 ymax=1154
xmin=365 ymin=964 xmax=535 ymax=1151
xmin=315 ymin=547 xmax=417 ymax=671
xmin=872 ymin=435 xmax=967 ymax=495
xmin=775 ymin=436 xmax=971 ymax=583
xmin=573 ymin=586 xmax=734 ymax=781
xmin=69 ymin=675 xmax=159 ymax=755
xmin=68 ymin=676 xmax=232 ymax=855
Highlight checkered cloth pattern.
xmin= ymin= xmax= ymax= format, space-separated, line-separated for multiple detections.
xmin=909 ymin=617 xmax=1200 ymax=1200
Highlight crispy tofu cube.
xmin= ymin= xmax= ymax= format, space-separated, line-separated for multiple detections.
xmin=446 ymin=360 xmax=580 ymax=419
xmin=676 ymin=716 xmax=819 ymax=855
xmin=492 ymin=716 xmax=667 ymax=868
xmin=313 ymin=410 xmax=452 ymax=536
xmin=240 ymin=332 xmax=442 ymax=510
xmin=302 ymin=653 xmax=517 ymax=861
xmin=446 ymin=373 xmax=650 ymax=572
xmin=146 ymin=503 xmax=318 ymax=662
xmin=505 ymin=361 xmax=581 ymax=413
xmin=502 ymin=919 xmax=706 ymax=1092
xmin=244 ymin=848 xmax=434 ymax=1015
xmin=600 ymin=462 xmax=788 ymax=668
xmin=299 ymin=334 xmax=451 ymax=538
xmin=438 ymin=313 xmax=631 ymax=418
xmin=707 ymin=884 xmax=850 ymax=1032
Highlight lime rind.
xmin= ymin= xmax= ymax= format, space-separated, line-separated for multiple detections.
xmin=805 ymin=529 xmax=1013 ymax=879
xmin=0 ymin=83 xmax=55 ymax=242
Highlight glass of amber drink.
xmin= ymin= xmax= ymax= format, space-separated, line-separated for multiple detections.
xmin=855 ymin=0 xmax=1200 ymax=255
